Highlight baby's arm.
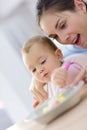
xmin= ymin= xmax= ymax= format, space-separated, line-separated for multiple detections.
xmin=29 ymin=77 xmax=48 ymax=108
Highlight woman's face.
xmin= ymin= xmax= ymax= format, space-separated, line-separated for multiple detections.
xmin=40 ymin=0 xmax=87 ymax=48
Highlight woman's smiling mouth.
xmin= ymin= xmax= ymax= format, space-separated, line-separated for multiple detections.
xmin=73 ymin=34 xmax=80 ymax=46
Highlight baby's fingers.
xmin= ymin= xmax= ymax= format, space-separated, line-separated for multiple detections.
xmin=35 ymin=89 xmax=48 ymax=102
xmin=32 ymin=100 xmax=39 ymax=108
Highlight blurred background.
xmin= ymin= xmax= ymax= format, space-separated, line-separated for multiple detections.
xmin=0 ymin=0 xmax=63 ymax=129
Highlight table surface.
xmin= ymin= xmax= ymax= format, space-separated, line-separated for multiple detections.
xmin=7 ymin=84 xmax=87 ymax=130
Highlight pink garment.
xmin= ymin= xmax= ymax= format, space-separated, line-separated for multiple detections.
xmin=48 ymin=61 xmax=82 ymax=98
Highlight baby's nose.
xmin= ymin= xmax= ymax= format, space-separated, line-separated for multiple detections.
xmin=37 ymin=66 xmax=44 ymax=73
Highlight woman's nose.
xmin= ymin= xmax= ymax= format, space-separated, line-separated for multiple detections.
xmin=58 ymin=32 xmax=70 ymax=44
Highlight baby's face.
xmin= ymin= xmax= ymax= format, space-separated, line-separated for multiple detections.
xmin=23 ymin=43 xmax=62 ymax=83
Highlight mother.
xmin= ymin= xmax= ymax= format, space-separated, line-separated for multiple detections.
xmin=36 ymin=0 xmax=87 ymax=84
xmin=30 ymin=0 xmax=87 ymax=107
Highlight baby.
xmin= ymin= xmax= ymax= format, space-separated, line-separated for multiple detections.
xmin=21 ymin=35 xmax=87 ymax=107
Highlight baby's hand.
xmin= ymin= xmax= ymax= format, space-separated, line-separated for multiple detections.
xmin=32 ymin=95 xmax=45 ymax=108
xmin=51 ymin=67 xmax=68 ymax=88
xmin=29 ymin=77 xmax=48 ymax=105
xmin=32 ymin=99 xmax=40 ymax=108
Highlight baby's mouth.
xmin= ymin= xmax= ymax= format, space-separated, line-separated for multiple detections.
xmin=43 ymin=73 xmax=47 ymax=77
xmin=42 ymin=72 xmax=48 ymax=78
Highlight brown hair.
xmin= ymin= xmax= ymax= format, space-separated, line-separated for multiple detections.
xmin=22 ymin=35 xmax=57 ymax=54
xmin=36 ymin=0 xmax=87 ymax=26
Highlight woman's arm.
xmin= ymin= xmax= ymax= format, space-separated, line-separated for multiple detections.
xmin=71 ymin=64 xmax=87 ymax=86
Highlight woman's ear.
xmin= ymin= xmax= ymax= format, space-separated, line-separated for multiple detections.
xmin=74 ymin=0 xmax=86 ymax=13
xmin=55 ymin=49 xmax=63 ymax=59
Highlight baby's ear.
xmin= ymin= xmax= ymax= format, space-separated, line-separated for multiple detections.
xmin=55 ymin=49 xmax=63 ymax=59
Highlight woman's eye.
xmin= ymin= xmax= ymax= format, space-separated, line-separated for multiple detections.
xmin=41 ymin=60 xmax=46 ymax=64
xmin=32 ymin=68 xmax=36 ymax=73
xmin=60 ymin=22 xmax=66 ymax=29
xmin=53 ymin=35 xmax=58 ymax=40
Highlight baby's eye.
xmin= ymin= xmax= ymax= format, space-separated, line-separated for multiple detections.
xmin=41 ymin=60 xmax=46 ymax=64
xmin=32 ymin=68 xmax=36 ymax=73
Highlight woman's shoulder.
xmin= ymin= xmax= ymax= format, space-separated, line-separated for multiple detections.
xmin=62 ymin=45 xmax=87 ymax=58
xmin=64 ymin=53 xmax=86 ymax=60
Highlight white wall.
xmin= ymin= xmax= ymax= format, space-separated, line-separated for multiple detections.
xmin=0 ymin=29 xmax=33 ymax=122
xmin=0 ymin=0 xmax=39 ymax=123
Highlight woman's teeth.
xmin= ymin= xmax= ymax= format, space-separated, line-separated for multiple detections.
xmin=74 ymin=34 xmax=80 ymax=45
